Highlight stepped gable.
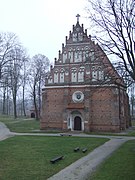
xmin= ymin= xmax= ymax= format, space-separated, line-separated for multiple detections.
xmin=45 ymin=15 xmax=125 ymax=87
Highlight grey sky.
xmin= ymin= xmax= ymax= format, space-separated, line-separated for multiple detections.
xmin=0 ymin=0 xmax=89 ymax=62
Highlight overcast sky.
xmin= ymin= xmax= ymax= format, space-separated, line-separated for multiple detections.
xmin=0 ymin=0 xmax=90 ymax=62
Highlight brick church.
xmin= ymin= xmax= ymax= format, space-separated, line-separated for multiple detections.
xmin=41 ymin=15 xmax=130 ymax=132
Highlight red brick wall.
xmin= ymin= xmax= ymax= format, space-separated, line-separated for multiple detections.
xmin=41 ymin=86 xmax=128 ymax=132
xmin=41 ymin=88 xmax=65 ymax=130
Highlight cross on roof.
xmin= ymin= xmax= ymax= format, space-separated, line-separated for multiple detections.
xmin=76 ymin=14 xmax=80 ymax=23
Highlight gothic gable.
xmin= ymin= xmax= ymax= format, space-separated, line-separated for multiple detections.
xmin=45 ymin=17 xmax=125 ymax=87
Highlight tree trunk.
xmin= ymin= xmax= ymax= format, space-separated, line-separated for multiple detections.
xmin=13 ymin=94 xmax=17 ymax=119
xmin=6 ymin=87 xmax=9 ymax=115
xmin=33 ymin=81 xmax=39 ymax=120
xmin=12 ymin=87 xmax=17 ymax=119
xmin=22 ymin=85 xmax=26 ymax=117
xmin=38 ymin=81 xmax=41 ymax=119
xmin=2 ymin=87 xmax=6 ymax=114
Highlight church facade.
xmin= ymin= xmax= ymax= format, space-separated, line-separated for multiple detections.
xmin=41 ymin=16 xmax=130 ymax=132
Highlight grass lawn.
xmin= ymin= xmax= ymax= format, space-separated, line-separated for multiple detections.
xmin=0 ymin=136 xmax=108 ymax=180
xmin=0 ymin=115 xmax=40 ymax=132
xmin=90 ymin=140 xmax=135 ymax=180
xmin=127 ymin=129 xmax=135 ymax=136
xmin=126 ymin=121 xmax=135 ymax=136
xmin=0 ymin=116 xmax=135 ymax=179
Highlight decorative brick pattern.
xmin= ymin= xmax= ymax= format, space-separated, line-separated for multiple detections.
xmin=41 ymin=17 xmax=130 ymax=132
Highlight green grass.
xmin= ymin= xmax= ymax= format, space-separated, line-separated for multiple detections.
xmin=0 ymin=136 xmax=108 ymax=180
xmin=127 ymin=129 xmax=135 ymax=136
xmin=1 ymin=115 xmax=135 ymax=136
xmin=132 ymin=120 xmax=135 ymax=126
xmin=90 ymin=140 xmax=135 ymax=180
xmin=0 ymin=115 xmax=135 ymax=179
xmin=0 ymin=115 xmax=40 ymax=132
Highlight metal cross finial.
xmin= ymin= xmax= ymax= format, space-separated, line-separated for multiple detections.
xmin=76 ymin=14 xmax=80 ymax=23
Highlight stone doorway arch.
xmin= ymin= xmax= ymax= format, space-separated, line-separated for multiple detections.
xmin=67 ymin=110 xmax=84 ymax=131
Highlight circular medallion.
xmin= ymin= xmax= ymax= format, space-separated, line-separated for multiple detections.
xmin=72 ymin=91 xmax=84 ymax=103
xmin=76 ymin=27 xmax=80 ymax=31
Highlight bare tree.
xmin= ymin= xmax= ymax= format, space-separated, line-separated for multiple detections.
xmin=29 ymin=54 xmax=50 ymax=120
xmin=113 ymin=61 xmax=134 ymax=87
xmin=1 ymin=76 xmax=10 ymax=115
xmin=8 ymin=46 xmax=27 ymax=118
xmin=86 ymin=0 xmax=135 ymax=82
xmin=0 ymin=32 xmax=19 ymax=82
xmin=0 ymin=32 xmax=24 ymax=116
xmin=21 ymin=52 xmax=29 ymax=117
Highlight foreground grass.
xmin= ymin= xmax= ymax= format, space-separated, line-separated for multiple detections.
xmin=0 ymin=115 xmax=40 ymax=132
xmin=90 ymin=140 xmax=135 ymax=180
xmin=0 ymin=136 xmax=108 ymax=180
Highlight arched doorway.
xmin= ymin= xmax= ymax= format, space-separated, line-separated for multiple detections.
xmin=74 ymin=116 xmax=82 ymax=130
xmin=31 ymin=112 xmax=35 ymax=118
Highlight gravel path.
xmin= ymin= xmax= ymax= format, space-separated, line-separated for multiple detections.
xmin=48 ymin=138 xmax=127 ymax=180
xmin=0 ymin=122 xmax=14 ymax=141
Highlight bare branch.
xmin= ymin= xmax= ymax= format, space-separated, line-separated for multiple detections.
xmin=86 ymin=0 xmax=135 ymax=82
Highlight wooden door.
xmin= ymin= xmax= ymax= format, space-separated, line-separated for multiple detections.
xmin=74 ymin=116 xmax=81 ymax=130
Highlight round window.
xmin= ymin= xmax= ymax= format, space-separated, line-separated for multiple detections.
xmin=72 ymin=91 xmax=84 ymax=103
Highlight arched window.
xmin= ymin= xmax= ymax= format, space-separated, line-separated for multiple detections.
xmin=60 ymin=69 xmax=65 ymax=83
xmin=63 ymin=51 xmax=67 ymax=63
xmin=92 ymin=66 xmax=97 ymax=81
xmin=48 ymin=76 xmax=53 ymax=84
xmin=98 ymin=67 xmax=104 ymax=80
xmin=54 ymin=70 xmax=59 ymax=83
xmin=90 ymin=51 xmax=95 ymax=61
xmin=68 ymin=51 xmax=73 ymax=63
xmin=78 ymin=67 xmax=85 ymax=82
xmin=71 ymin=68 xmax=77 ymax=82
xmin=74 ymin=51 xmax=82 ymax=62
